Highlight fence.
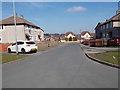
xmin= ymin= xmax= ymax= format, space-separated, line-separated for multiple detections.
xmin=0 ymin=44 xmax=11 ymax=52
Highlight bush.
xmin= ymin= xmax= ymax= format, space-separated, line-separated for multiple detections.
xmin=73 ymin=37 xmax=77 ymax=41
xmin=65 ymin=37 xmax=69 ymax=41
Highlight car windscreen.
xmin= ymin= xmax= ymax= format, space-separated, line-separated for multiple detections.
xmin=26 ymin=42 xmax=35 ymax=44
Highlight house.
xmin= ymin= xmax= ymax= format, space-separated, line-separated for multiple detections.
xmin=65 ymin=32 xmax=76 ymax=41
xmin=65 ymin=32 xmax=75 ymax=38
xmin=44 ymin=33 xmax=60 ymax=41
xmin=0 ymin=16 xmax=44 ymax=43
xmin=95 ymin=10 xmax=120 ymax=39
xmin=80 ymin=31 xmax=95 ymax=42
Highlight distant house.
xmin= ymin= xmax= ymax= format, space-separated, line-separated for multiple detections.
xmin=65 ymin=32 xmax=76 ymax=41
xmin=65 ymin=32 xmax=75 ymax=38
xmin=80 ymin=31 xmax=95 ymax=42
xmin=0 ymin=16 xmax=44 ymax=43
xmin=95 ymin=11 xmax=120 ymax=39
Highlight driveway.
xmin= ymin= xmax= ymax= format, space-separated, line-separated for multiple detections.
xmin=2 ymin=43 xmax=118 ymax=88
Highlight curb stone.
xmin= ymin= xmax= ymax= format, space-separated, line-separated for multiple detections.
xmin=85 ymin=53 xmax=120 ymax=69
xmin=79 ymin=44 xmax=120 ymax=69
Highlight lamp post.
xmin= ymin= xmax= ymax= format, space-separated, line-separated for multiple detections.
xmin=13 ymin=0 xmax=18 ymax=55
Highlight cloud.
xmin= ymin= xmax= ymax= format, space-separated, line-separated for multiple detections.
xmin=67 ymin=6 xmax=86 ymax=12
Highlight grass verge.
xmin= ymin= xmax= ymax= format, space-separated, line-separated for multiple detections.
xmin=1 ymin=53 xmax=29 ymax=64
xmin=88 ymin=50 xmax=120 ymax=65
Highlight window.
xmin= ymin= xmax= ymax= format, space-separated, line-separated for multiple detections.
xmin=0 ymin=25 xmax=5 ymax=30
xmin=102 ymin=34 xmax=105 ymax=37
xmin=86 ymin=35 xmax=88 ymax=37
xmin=0 ymin=37 xmax=2 ymax=42
xmin=34 ymin=27 xmax=36 ymax=30
xmin=17 ymin=42 xmax=24 ymax=45
xmin=26 ymin=42 xmax=35 ymax=44
xmin=110 ymin=22 xmax=113 ymax=28
xmin=103 ymin=25 xmax=106 ymax=29
xmin=12 ymin=43 xmax=16 ymax=46
xmin=106 ymin=23 xmax=109 ymax=29
xmin=29 ymin=29 xmax=31 ymax=34
xmin=29 ymin=26 xmax=33 ymax=30
xmin=100 ymin=26 xmax=103 ymax=30
xmin=25 ymin=25 xmax=28 ymax=29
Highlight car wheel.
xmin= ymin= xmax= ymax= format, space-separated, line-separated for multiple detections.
xmin=21 ymin=48 xmax=26 ymax=54
xmin=34 ymin=51 xmax=37 ymax=53
xmin=8 ymin=48 xmax=11 ymax=53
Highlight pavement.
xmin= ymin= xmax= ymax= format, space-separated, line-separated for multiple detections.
xmin=2 ymin=43 xmax=118 ymax=88
xmin=80 ymin=44 xmax=119 ymax=54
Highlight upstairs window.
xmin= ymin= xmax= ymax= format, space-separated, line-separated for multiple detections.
xmin=110 ymin=22 xmax=113 ymax=28
xmin=34 ymin=27 xmax=36 ymax=30
xmin=0 ymin=25 xmax=5 ymax=30
xmin=103 ymin=25 xmax=106 ymax=29
xmin=106 ymin=23 xmax=109 ymax=29
xmin=29 ymin=26 xmax=33 ymax=30
xmin=100 ymin=26 xmax=103 ymax=30
xmin=0 ymin=37 xmax=2 ymax=42
xmin=25 ymin=25 xmax=29 ymax=29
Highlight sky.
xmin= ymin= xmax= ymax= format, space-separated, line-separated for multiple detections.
xmin=2 ymin=2 xmax=119 ymax=34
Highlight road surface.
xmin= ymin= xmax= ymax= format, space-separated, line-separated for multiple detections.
xmin=2 ymin=43 xmax=118 ymax=88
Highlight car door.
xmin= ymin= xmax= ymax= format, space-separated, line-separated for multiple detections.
xmin=11 ymin=43 xmax=16 ymax=52
xmin=17 ymin=42 xmax=24 ymax=52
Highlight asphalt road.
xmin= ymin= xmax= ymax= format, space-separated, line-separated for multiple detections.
xmin=2 ymin=43 xmax=118 ymax=88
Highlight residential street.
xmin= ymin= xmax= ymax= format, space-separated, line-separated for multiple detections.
xmin=2 ymin=43 xmax=118 ymax=88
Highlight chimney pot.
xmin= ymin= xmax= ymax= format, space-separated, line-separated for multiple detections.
xmin=116 ymin=10 xmax=120 ymax=14
xmin=20 ymin=15 xmax=24 ymax=18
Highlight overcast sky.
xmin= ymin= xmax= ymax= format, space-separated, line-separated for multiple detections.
xmin=2 ymin=2 xmax=118 ymax=34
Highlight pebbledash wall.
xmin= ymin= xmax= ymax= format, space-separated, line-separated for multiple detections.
xmin=0 ymin=25 xmax=44 ymax=43
xmin=0 ymin=25 xmax=25 ymax=43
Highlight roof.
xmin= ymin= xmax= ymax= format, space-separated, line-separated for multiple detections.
xmin=102 ymin=13 xmax=120 ymax=25
xmin=80 ymin=31 xmax=91 ymax=36
xmin=80 ymin=31 xmax=95 ymax=37
xmin=0 ymin=16 xmax=40 ymax=29
xmin=90 ymin=33 xmax=95 ymax=36
xmin=96 ymin=13 xmax=120 ymax=26
xmin=65 ymin=32 xmax=75 ymax=36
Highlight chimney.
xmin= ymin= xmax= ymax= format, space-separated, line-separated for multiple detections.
xmin=106 ymin=19 xmax=108 ymax=21
xmin=20 ymin=15 xmax=24 ymax=18
xmin=116 ymin=10 xmax=120 ymax=14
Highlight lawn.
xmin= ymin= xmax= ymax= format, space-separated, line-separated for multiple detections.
xmin=88 ymin=50 xmax=120 ymax=65
xmin=1 ymin=53 xmax=29 ymax=64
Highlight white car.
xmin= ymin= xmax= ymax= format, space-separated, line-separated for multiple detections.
xmin=8 ymin=41 xmax=38 ymax=53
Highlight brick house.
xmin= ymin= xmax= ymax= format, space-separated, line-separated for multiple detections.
xmin=95 ymin=11 xmax=120 ymax=39
xmin=0 ymin=16 xmax=44 ymax=43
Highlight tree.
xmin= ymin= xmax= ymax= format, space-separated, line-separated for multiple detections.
xmin=65 ymin=37 xmax=69 ymax=41
xmin=69 ymin=37 xmax=72 ymax=41
xmin=58 ymin=37 xmax=61 ymax=41
xmin=73 ymin=37 xmax=77 ymax=41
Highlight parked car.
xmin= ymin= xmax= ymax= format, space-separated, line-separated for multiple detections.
xmin=83 ymin=40 xmax=89 ymax=45
xmin=107 ymin=37 xmax=120 ymax=46
xmin=8 ymin=41 xmax=38 ymax=53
